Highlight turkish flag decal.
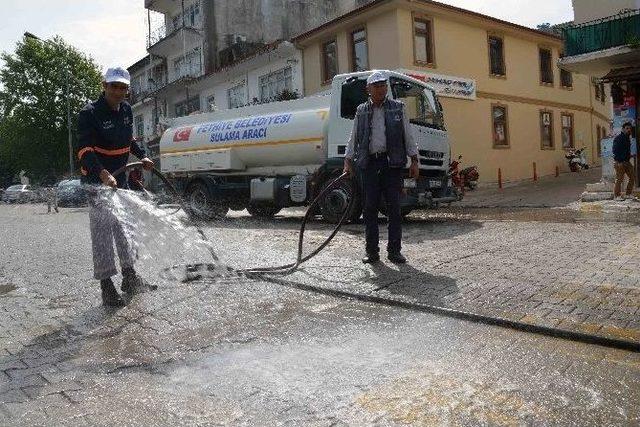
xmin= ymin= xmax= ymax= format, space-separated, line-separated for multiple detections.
xmin=173 ymin=127 xmax=193 ymax=142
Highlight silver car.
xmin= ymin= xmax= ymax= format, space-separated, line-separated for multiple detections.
xmin=2 ymin=185 xmax=36 ymax=203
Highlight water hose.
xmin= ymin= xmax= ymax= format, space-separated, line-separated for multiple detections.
xmin=110 ymin=162 xmax=640 ymax=353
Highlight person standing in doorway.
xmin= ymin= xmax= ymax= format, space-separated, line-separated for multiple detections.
xmin=343 ymin=71 xmax=420 ymax=264
xmin=613 ymin=122 xmax=636 ymax=201
xmin=77 ymin=67 xmax=156 ymax=307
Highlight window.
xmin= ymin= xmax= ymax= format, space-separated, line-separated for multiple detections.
xmin=488 ymin=35 xmax=505 ymax=76
xmin=413 ymin=17 xmax=434 ymax=64
xmin=492 ymin=105 xmax=509 ymax=147
xmin=259 ymin=67 xmax=293 ymax=102
xmin=599 ymin=82 xmax=606 ymax=103
xmin=171 ymin=1 xmax=200 ymax=30
xmin=561 ymin=113 xmax=574 ymax=148
xmin=390 ymin=77 xmax=444 ymax=130
xmin=173 ymin=47 xmax=202 ymax=80
xmin=596 ymin=124 xmax=602 ymax=157
xmin=539 ymin=48 xmax=553 ymax=84
xmin=228 ymin=84 xmax=246 ymax=109
xmin=131 ymin=74 xmax=144 ymax=96
xmin=175 ymin=97 xmax=200 ymax=117
xmin=540 ymin=111 xmax=554 ymax=149
xmin=152 ymin=107 xmax=160 ymax=130
xmin=559 ymin=53 xmax=572 ymax=88
xmin=206 ymin=94 xmax=216 ymax=112
xmin=134 ymin=114 xmax=144 ymax=138
xmin=594 ymin=82 xmax=602 ymax=101
xmin=560 ymin=68 xmax=573 ymax=88
xmin=350 ymin=29 xmax=368 ymax=72
xmin=322 ymin=40 xmax=338 ymax=83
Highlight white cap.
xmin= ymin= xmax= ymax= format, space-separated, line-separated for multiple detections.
xmin=104 ymin=67 xmax=130 ymax=85
xmin=366 ymin=71 xmax=387 ymax=85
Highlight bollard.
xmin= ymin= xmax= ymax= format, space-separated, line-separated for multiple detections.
xmin=555 ymin=165 xmax=559 ymax=177
xmin=533 ymin=162 xmax=538 ymax=181
xmin=498 ymin=168 xmax=502 ymax=189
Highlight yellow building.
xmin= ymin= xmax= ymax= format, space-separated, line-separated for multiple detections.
xmin=292 ymin=0 xmax=612 ymax=183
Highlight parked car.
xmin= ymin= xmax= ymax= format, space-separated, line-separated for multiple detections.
xmin=2 ymin=184 xmax=37 ymax=203
xmin=56 ymin=179 xmax=88 ymax=207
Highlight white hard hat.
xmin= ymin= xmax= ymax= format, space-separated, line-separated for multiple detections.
xmin=104 ymin=67 xmax=130 ymax=85
xmin=366 ymin=71 xmax=387 ymax=85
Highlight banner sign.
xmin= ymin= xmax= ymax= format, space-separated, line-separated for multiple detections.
xmin=397 ymin=69 xmax=476 ymax=100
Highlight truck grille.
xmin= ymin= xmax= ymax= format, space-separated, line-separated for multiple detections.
xmin=419 ymin=150 xmax=445 ymax=159
xmin=419 ymin=150 xmax=445 ymax=167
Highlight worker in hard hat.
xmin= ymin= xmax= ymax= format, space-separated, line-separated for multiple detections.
xmin=77 ymin=66 xmax=156 ymax=307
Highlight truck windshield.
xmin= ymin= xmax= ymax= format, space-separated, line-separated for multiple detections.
xmin=390 ymin=77 xmax=444 ymax=130
xmin=340 ymin=77 xmax=368 ymax=119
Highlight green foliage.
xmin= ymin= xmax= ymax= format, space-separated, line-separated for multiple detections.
xmin=0 ymin=35 xmax=103 ymax=182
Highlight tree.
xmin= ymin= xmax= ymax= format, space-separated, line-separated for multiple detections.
xmin=0 ymin=35 xmax=103 ymax=182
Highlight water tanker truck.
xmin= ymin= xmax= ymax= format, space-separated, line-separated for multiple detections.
xmin=159 ymin=70 xmax=459 ymax=221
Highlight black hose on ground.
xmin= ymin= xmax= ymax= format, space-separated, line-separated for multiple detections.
xmin=111 ymin=162 xmax=640 ymax=353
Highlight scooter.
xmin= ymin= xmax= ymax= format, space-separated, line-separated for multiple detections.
xmin=460 ymin=164 xmax=479 ymax=190
xmin=565 ymin=148 xmax=589 ymax=172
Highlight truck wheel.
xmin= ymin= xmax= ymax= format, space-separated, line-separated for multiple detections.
xmin=319 ymin=176 xmax=362 ymax=223
xmin=247 ymin=204 xmax=281 ymax=218
xmin=186 ymin=182 xmax=228 ymax=220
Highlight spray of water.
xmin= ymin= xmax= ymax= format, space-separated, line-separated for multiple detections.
xmin=92 ymin=188 xmax=230 ymax=283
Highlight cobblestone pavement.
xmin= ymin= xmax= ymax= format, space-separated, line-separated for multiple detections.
xmin=459 ymin=166 xmax=601 ymax=208
xmin=213 ymin=207 xmax=640 ymax=345
xmin=1 ymin=202 xmax=639 ymax=425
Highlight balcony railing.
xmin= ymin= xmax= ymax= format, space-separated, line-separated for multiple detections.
xmin=129 ymin=77 xmax=167 ymax=104
xmin=147 ymin=20 xmax=202 ymax=48
xmin=563 ymin=9 xmax=640 ymax=56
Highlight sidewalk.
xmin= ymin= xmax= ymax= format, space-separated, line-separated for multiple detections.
xmin=457 ymin=167 xmax=601 ymax=208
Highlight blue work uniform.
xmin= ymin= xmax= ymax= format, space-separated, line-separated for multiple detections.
xmin=77 ymin=94 xmax=145 ymax=188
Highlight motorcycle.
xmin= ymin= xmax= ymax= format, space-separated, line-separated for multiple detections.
xmin=460 ymin=164 xmax=479 ymax=190
xmin=565 ymin=147 xmax=589 ymax=172
xmin=448 ymin=155 xmax=465 ymax=200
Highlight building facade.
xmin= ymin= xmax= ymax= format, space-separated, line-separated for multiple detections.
xmin=293 ymin=0 xmax=612 ymax=183
xmin=560 ymin=3 xmax=639 ymax=183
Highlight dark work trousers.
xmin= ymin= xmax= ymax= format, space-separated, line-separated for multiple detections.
xmin=361 ymin=156 xmax=403 ymax=255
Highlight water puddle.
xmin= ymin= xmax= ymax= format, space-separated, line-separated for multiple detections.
xmin=0 ymin=284 xmax=17 ymax=296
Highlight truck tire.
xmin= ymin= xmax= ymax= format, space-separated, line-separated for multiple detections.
xmin=186 ymin=181 xmax=228 ymax=220
xmin=247 ymin=204 xmax=281 ymax=218
xmin=319 ymin=176 xmax=362 ymax=223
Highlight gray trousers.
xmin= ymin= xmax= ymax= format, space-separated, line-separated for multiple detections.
xmin=89 ymin=195 xmax=135 ymax=280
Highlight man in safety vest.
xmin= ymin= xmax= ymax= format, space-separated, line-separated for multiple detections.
xmin=77 ymin=67 xmax=156 ymax=307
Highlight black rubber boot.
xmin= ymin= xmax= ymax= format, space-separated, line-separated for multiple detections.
xmin=101 ymin=278 xmax=125 ymax=307
xmin=387 ymin=252 xmax=407 ymax=264
xmin=121 ymin=268 xmax=157 ymax=295
xmin=362 ymin=253 xmax=380 ymax=264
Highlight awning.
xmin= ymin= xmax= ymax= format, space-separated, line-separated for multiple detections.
xmin=601 ymin=66 xmax=640 ymax=83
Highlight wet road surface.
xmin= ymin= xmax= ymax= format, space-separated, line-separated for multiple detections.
xmin=1 ymin=201 xmax=639 ymax=425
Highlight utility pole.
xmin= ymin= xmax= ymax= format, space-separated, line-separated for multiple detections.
xmin=24 ymin=32 xmax=74 ymax=177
